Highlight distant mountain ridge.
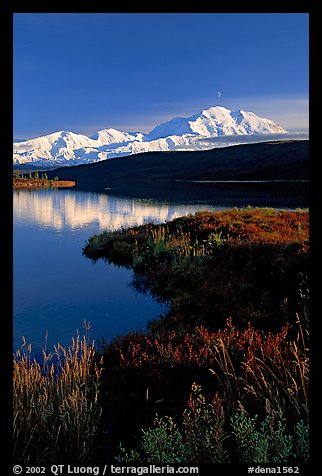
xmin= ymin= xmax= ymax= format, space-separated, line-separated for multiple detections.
xmin=13 ymin=106 xmax=287 ymax=168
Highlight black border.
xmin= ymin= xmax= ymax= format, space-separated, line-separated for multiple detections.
xmin=1 ymin=2 xmax=14 ymax=471
xmin=2 ymin=2 xmax=317 ymax=474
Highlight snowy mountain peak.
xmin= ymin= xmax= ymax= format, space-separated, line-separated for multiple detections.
xmin=13 ymin=105 xmax=288 ymax=167
xmin=147 ymin=105 xmax=287 ymax=140
xmin=201 ymin=105 xmax=231 ymax=115
xmin=200 ymin=106 xmax=233 ymax=122
xmin=91 ymin=128 xmax=144 ymax=145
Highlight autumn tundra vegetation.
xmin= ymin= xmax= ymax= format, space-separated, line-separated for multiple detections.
xmin=14 ymin=207 xmax=309 ymax=464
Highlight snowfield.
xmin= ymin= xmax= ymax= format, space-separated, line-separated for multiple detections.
xmin=13 ymin=106 xmax=288 ymax=167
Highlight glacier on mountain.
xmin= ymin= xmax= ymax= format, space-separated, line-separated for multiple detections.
xmin=13 ymin=106 xmax=288 ymax=168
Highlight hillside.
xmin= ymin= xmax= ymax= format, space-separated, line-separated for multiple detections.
xmin=47 ymin=140 xmax=308 ymax=187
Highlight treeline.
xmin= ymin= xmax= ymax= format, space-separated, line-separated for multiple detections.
xmin=14 ymin=171 xmax=59 ymax=180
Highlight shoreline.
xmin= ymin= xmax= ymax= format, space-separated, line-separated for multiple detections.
xmin=13 ymin=178 xmax=76 ymax=189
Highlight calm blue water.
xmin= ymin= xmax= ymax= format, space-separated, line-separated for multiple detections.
xmin=13 ymin=188 xmax=222 ymax=356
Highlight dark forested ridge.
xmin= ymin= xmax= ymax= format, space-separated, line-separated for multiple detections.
xmin=46 ymin=140 xmax=308 ymax=186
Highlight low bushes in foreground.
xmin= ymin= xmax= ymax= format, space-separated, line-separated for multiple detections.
xmin=116 ymin=383 xmax=309 ymax=464
xmin=13 ymin=314 xmax=309 ymax=464
xmin=100 ymin=315 xmax=308 ymax=461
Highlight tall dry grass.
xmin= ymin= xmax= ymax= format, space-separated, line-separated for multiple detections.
xmin=107 ymin=314 xmax=309 ymax=427
xmin=210 ymin=320 xmax=309 ymax=423
xmin=13 ymin=332 xmax=102 ymax=463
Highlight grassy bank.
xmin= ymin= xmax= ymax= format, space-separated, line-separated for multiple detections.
xmin=14 ymin=208 xmax=309 ymax=463
xmin=84 ymin=208 xmax=309 ymax=332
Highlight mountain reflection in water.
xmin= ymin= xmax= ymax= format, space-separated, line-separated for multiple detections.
xmin=13 ymin=188 xmax=221 ymax=357
xmin=13 ymin=188 xmax=220 ymax=231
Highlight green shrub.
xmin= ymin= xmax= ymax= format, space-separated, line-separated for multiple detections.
xmin=182 ymin=383 xmax=228 ymax=463
xmin=116 ymin=415 xmax=185 ymax=463
xmin=116 ymin=383 xmax=228 ymax=464
xmin=230 ymin=409 xmax=308 ymax=463
xmin=295 ymin=420 xmax=309 ymax=463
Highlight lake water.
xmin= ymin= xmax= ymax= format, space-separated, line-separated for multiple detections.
xmin=13 ymin=188 xmax=219 ymax=356
xmin=13 ymin=183 xmax=308 ymax=357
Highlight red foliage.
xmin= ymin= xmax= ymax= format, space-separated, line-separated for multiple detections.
xmin=108 ymin=318 xmax=293 ymax=374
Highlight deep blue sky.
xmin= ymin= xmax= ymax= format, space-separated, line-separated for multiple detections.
xmin=14 ymin=13 xmax=309 ymax=139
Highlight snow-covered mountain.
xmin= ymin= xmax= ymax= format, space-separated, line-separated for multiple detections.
xmin=146 ymin=106 xmax=286 ymax=139
xmin=13 ymin=106 xmax=288 ymax=168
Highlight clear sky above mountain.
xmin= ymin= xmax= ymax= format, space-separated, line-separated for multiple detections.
xmin=13 ymin=13 xmax=309 ymax=139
